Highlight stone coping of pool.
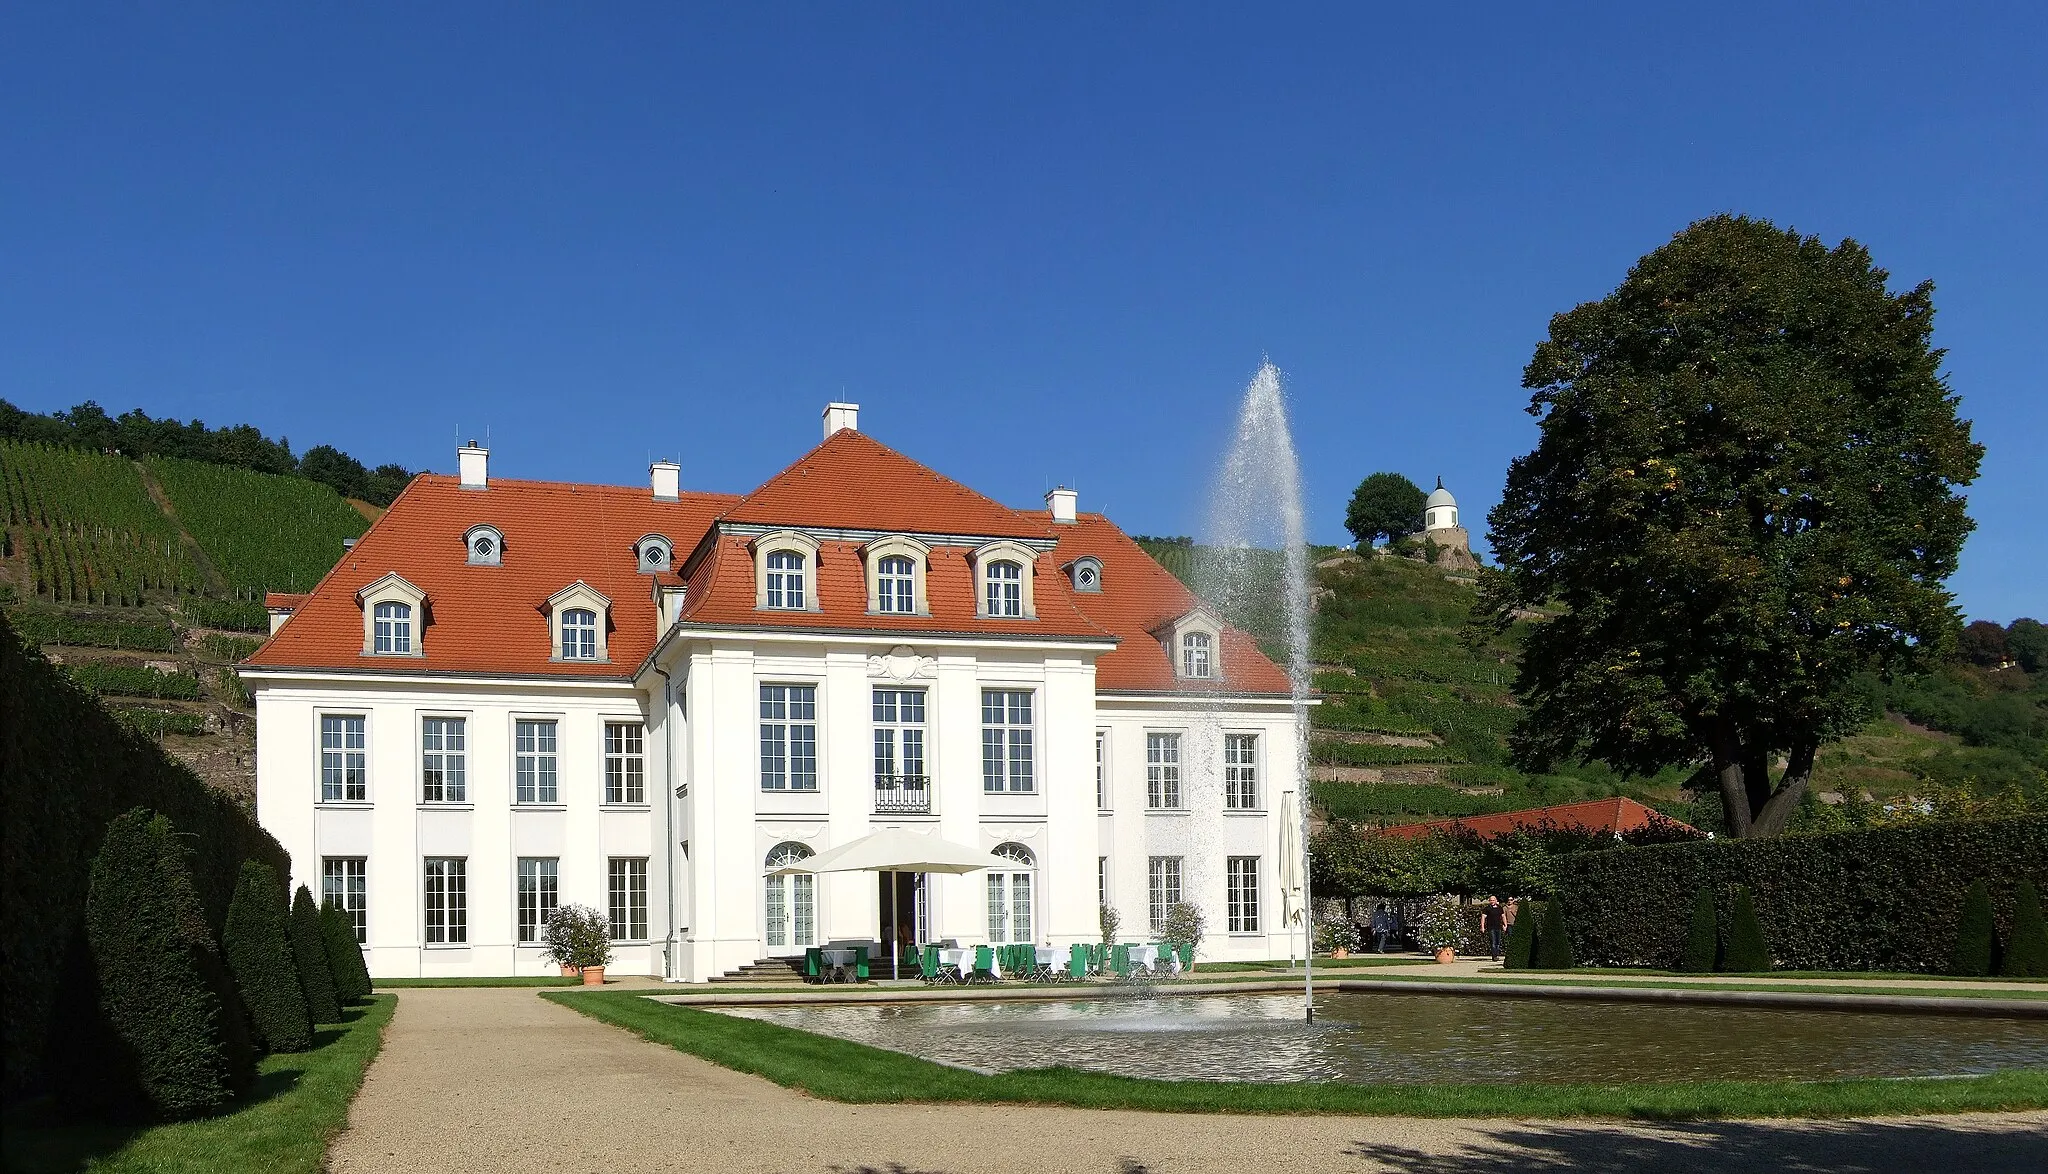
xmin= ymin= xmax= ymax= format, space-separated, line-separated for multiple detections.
xmin=644 ymin=978 xmax=2048 ymax=1019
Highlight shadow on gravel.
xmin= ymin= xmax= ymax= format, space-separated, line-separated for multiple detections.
xmin=1347 ymin=1117 xmax=2048 ymax=1174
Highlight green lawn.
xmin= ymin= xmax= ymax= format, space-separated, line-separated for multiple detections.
xmin=1 ymin=996 xmax=394 ymax=1174
xmin=373 ymin=976 xmax=580 ymax=988
xmin=546 ymin=989 xmax=2048 ymax=1120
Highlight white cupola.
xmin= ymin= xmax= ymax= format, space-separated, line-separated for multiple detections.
xmin=1424 ymin=477 xmax=1459 ymax=531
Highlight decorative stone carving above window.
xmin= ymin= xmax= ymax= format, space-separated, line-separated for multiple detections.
xmin=635 ymin=533 xmax=673 ymax=574
xmin=545 ymin=581 xmax=612 ymax=662
xmin=866 ymin=644 xmax=938 ymax=681
xmin=356 ymin=572 xmax=427 ymax=657
xmin=972 ymin=540 xmax=1039 ymax=620
xmin=750 ymin=531 xmax=821 ymax=611
xmin=861 ymin=535 xmax=930 ymax=615
xmin=464 ymin=524 xmax=503 ymax=566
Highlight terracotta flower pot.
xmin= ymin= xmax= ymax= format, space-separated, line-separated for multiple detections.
xmin=1332 ymin=948 xmax=1349 ymax=959
xmin=560 ymin=964 xmax=580 ymax=977
xmin=1433 ymin=947 xmax=1456 ymax=964
xmin=580 ymin=965 xmax=606 ymax=986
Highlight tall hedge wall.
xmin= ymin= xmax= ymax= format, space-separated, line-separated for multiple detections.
xmin=1552 ymin=815 xmax=2048 ymax=972
xmin=0 ymin=615 xmax=288 ymax=1099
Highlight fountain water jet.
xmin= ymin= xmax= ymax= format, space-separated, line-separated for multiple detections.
xmin=1195 ymin=360 xmax=1315 ymax=1021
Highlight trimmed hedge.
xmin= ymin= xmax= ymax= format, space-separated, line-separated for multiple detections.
xmin=223 ymin=862 xmax=312 ymax=1053
xmin=1552 ymin=815 xmax=2048 ymax=972
xmin=1723 ymin=887 xmax=1772 ymax=972
xmin=1950 ymin=879 xmax=1998 ymax=976
xmin=1502 ymin=899 xmax=1536 ymax=969
xmin=2006 ymin=881 xmax=2048 ymax=978
xmin=1532 ymin=899 xmax=1573 ymax=969
xmin=0 ymin=615 xmax=288 ymax=1099
xmin=1680 ymin=887 xmax=1718 ymax=972
xmin=322 ymin=900 xmax=372 ymax=1003
xmin=82 ymin=809 xmax=255 ymax=1119
xmin=290 ymin=885 xmax=342 ymax=1024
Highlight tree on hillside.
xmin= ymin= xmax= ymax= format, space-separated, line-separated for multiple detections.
xmin=1480 ymin=214 xmax=1983 ymax=839
xmin=1345 ymin=472 xmax=1427 ymax=549
xmin=1958 ymin=621 xmax=2011 ymax=667
xmin=298 ymin=445 xmax=370 ymax=500
xmin=2007 ymin=619 xmax=2048 ymax=675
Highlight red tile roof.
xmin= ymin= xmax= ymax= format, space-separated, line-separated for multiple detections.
xmin=1373 ymin=797 xmax=1694 ymax=841
xmin=719 ymin=428 xmax=1052 ymax=539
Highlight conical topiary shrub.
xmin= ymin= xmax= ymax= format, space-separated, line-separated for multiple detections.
xmin=1533 ymin=898 xmax=1573 ymax=969
xmin=1999 ymin=880 xmax=2048 ymax=978
xmin=1503 ymin=900 xmax=1537 ymax=969
xmin=321 ymin=899 xmax=372 ymax=1004
xmin=84 ymin=808 xmax=255 ymax=1119
xmin=1948 ymin=878 xmax=1998 ymax=977
xmin=290 ymin=885 xmax=342 ymax=1024
xmin=1721 ymin=886 xmax=1772 ymax=972
xmin=223 ymin=862 xmax=312 ymax=1053
xmin=1680 ymin=887 xmax=1719 ymax=973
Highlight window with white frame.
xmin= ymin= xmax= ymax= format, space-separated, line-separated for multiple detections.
xmin=322 ymin=857 xmax=367 ymax=942
xmin=424 ymin=857 xmax=467 ymax=944
xmin=1227 ymin=856 xmax=1260 ymax=933
xmin=1182 ymin=631 xmax=1212 ymax=678
xmin=515 ymin=719 xmax=559 ymax=804
xmin=561 ymin=608 xmax=599 ymax=660
xmin=984 ymin=560 xmax=1023 ymax=617
xmin=765 ymin=550 xmax=806 ymax=609
xmin=320 ymin=715 xmax=367 ymax=802
xmin=1098 ymin=856 xmax=1109 ymax=910
xmin=517 ymin=857 xmax=558 ymax=943
xmin=1146 ymin=732 xmax=1182 ymax=809
xmin=1224 ymin=733 xmax=1259 ymax=809
xmin=1095 ymin=730 xmax=1108 ymax=809
xmin=987 ymin=842 xmax=1034 ymax=943
xmin=980 ymin=690 xmax=1034 ymax=793
xmin=763 ymin=842 xmax=815 ymax=951
xmin=876 ymin=555 xmax=916 ymax=614
xmin=759 ymin=685 xmax=818 ymax=791
xmin=605 ymin=722 xmax=645 ymax=805
xmin=872 ymin=689 xmax=926 ymax=782
xmin=373 ymin=601 xmax=413 ymax=654
xmin=421 ymin=716 xmax=466 ymax=803
xmin=609 ymin=857 xmax=648 ymax=941
xmin=1148 ymin=856 xmax=1183 ymax=932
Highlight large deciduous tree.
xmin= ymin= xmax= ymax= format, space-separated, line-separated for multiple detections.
xmin=1345 ymin=472 xmax=1427 ymax=548
xmin=1480 ymin=215 xmax=1982 ymax=838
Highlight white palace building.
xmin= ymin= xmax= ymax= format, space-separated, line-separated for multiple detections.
xmin=245 ymin=405 xmax=1304 ymax=981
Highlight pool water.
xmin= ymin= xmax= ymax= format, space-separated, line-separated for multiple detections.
xmin=715 ymin=991 xmax=2048 ymax=1084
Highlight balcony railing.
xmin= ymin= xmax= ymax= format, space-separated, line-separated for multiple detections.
xmin=874 ymin=774 xmax=932 ymax=814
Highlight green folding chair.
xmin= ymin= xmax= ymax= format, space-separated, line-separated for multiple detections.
xmin=1176 ymin=942 xmax=1194 ymax=973
xmin=1111 ymin=943 xmax=1131 ymax=978
xmin=920 ymin=944 xmax=940 ymax=984
xmin=1068 ymin=943 xmax=1088 ymax=980
xmin=803 ymin=946 xmax=824 ymax=983
xmin=971 ymin=945 xmax=996 ymax=984
xmin=853 ymin=946 xmax=870 ymax=981
xmin=1090 ymin=943 xmax=1106 ymax=975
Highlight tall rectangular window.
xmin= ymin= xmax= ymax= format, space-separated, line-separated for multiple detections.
xmin=320 ymin=715 xmax=366 ymax=802
xmin=1227 ymin=856 xmax=1261 ymax=933
xmin=1098 ymin=856 xmax=1109 ymax=910
xmin=759 ymin=685 xmax=818 ymax=791
xmin=1224 ymin=733 xmax=1259 ymax=809
xmin=605 ymin=722 xmax=645 ymax=805
xmin=1146 ymin=733 xmax=1182 ymax=809
xmin=609 ymin=858 xmax=648 ymax=941
xmin=1148 ymin=856 xmax=1183 ymax=933
xmin=421 ymin=716 xmax=466 ymax=803
xmin=514 ymin=719 xmax=558 ymax=804
xmin=871 ymin=689 xmax=927 ymax=780
xmin=322 ymin=857 xmax=367 ymax=943
xmin=980 ymin=689 xmax=1034 ymax=793
xmin=423 ymin=857 xmax=467 ymax=945
xmin=1095 ymin=730 xmax=1108 ymax=809
xmin=517 ymin=857 xmax=558 ymax=943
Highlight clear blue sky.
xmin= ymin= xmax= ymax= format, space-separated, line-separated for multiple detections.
xmin=4 ymin=4 xmax=2042 ymax=622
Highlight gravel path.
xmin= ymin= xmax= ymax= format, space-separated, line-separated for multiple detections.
xmin=327 ymin=988 xmax=2048 ymax=1174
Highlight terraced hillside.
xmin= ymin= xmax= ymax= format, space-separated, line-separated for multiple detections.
xmin=1 ymin=438 xmax=373 ymax=802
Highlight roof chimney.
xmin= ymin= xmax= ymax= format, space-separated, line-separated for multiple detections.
xmin=1046 ymin=485 xmax=1078 ymax=524
xmin=650 ymin=460 xmax=680 ymax=502
xmin=458 ymin=441 xmax=488 ymax=490
xmin=822 ymin=402 xmax=860 ymax=439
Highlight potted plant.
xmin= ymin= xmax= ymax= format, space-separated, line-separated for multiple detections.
xmin=542 ymin=903 xmax=613 ymax=985
xmin=1314 ymin=919 xmax=1356 ymax=958
xmin=1415 ymin=894 xmax=1463 ymax=963
xmin=1158 ymin=902 xmax=1205 ymax=975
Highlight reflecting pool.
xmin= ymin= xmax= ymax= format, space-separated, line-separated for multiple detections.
xmin=715 ymin=991 xmax=2048 ymax=1083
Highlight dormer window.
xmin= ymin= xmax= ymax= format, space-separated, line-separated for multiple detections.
xmin=751 ymin=531 xmax=821 ymax=612
xmin=877 ymin=556 xmax=915 ymax=612
xmin=561 ymin=608 xmax=599 ymax=659
xmin=465 ymin=524 xmax=503 ymax=567
xmin=861 ymin=535 xmax=929 ymax=616
xmin=986 ymin=561 xmax=1023 ymax=617
xmin=766 ymin=551 xmax=805 ymax=609
xmin=373 ymin=601 xmax=413 ymax=653
xmin=971 ymin=541 xmax=1039 ymax=620
xmin=1182 ymin=631 xmax=1213 ymax=678
xmin=545 ymin=582 xmax=612 ymax=662
xmin=1066 ymin=556 xmax=1103 ymax=593
xmin=635 ymin=534 xmax=673 ymax=574
xmin=356 ymin=572 xmax=427 ymax=658
xmin=1156 ymin=607 xmax=1224 ymax=681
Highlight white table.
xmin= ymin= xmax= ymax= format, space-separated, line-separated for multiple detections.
xmin=937 ymin=947 xmax=971 ymax=983
xmin=1127 ymin=944 xmax=1160 ymax=972
xmin=820 ymin=947 xmax=858 ymax=982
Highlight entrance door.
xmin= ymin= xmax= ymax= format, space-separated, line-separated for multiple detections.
xmin=763 ymin=842 xmax=815 ymax=957
xmin=877 ymin=871 xmax=927 ymax=978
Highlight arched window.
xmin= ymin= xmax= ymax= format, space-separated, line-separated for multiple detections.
xmin=765 ymin=550 xmax=806 ymax=609
xmin=1182 ymin=631 xmax=1212 ymax=679
xmin=876 ymin=555 xmax=916 ymax=614
xmin=561 ymin=608 xmax=598 ymax=660
xmin=985 ymin=560 xmax=1023 ymax=617
xmin=763 ymin=842 xmax=816 ymax=953
xmin=987 ymin=842 xmax=1035 ymax=944
xmin=373 ymin=601 xmax=412 ymax=654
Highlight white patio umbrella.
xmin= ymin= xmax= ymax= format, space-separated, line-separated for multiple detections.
xmin=1278 ymin=790 xmax=1304 ymax=959
xmin=779 ymin=828 xmax=1015 ymax=978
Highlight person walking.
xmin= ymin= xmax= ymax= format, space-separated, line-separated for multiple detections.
xmin=1369 ymin=903 xmax=1392 ymax=953
xmin=1482 ymin=896 xmax=1507 ymax=961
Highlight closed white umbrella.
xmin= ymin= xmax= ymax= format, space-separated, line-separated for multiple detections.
xmin=1278 ymin=790 xmax=1304 ymax=961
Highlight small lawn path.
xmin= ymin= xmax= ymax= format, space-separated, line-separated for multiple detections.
xmin=328 ymin=987 xmax=2048 ymax=1173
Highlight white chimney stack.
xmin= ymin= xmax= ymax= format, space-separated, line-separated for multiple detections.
xmin=1046 ymin=485 xmax=1078 ymax=524
xmin=458 ymin=441 xmax=489 ymax=490
xmin=650 ymin=460 xmax=681 ymax=501
xmin=822 ymin=402 xmax=860 ymax=439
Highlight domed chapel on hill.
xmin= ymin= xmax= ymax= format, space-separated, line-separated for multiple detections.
xmin=1423 ymin=477 xmax=1472 ymax=559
